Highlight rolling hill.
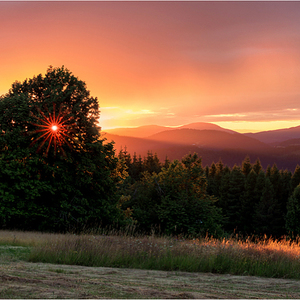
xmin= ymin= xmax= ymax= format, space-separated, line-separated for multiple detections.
xmin=102 ymin=123 xmax=300 ymax=171
xmin=147 ymin=128 xmax=268 ymax=151
xmin=103 ymin=125 xmax=171 ymax=138
xmin=245 ymin=125 xmax=300 ymax=145
xmin=104 ymin=122 xmax=236 ymax=138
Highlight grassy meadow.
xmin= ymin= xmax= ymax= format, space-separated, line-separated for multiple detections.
xmin=0 ymin=229 xmax=300 ymax=280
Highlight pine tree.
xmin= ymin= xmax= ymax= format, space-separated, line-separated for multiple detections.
xmin=252 ymin=158 xmax=263 ymax=174
xmin=269 ymin=163 xmax=287 ymax=232
xmin=163 ymin=156 xmax=170 ymax=169
xmin=240 ymin=169 xmax=258 ymax=233
xmin=214 ymin=159 xmax=224 ymax=198
xmin=207 ymin=162 xmax=217 ymax=196
xmin=291 ymin=165 xmax=300 ymax=193
xmin=254 ymin=177 xmax=282 ymax=236
xmin=143 ymin=151 xmax=161 ymax=174
xmin=265 ymin=165 xmax=271 ymax=177
xmin=219 ymin=165 xmax=245 ymax=232
xmin=241 ymin=155 xmax=252 ymax=177
xmin=286 ymin=185 xmax=300 ymax=236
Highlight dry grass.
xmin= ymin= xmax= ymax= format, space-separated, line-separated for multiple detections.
xmin=185 ymin=235 xmax=300 ymax=262
xmin=1 ymin=229 xmax=300 ymax=279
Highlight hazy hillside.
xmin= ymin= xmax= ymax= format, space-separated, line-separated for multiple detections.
xmin=178 ymin=122 xmax=236 ymax=134
xmin=104 ymin=125 xmax=171 ymax=138
xmin=102 ymin=132 xmax=171 ymax=154
xmin=148 ymin=129 xmax=268 ymax=151
xmin=103 ymin=122 xmax=236 ymax=138
xmin=245 ymin=125 xmax=300 ymax=144
xmin=102 ymin=124 xmax=300 ymax=171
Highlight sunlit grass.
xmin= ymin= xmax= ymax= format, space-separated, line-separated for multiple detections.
xmin=1 ymin=229 xmax=300 ymax=279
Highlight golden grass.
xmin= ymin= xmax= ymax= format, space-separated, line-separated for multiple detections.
xmin=1 ymin=229 xmax=300 ymax=279
xmin=186 ymin=235 xmax=300 ymax=261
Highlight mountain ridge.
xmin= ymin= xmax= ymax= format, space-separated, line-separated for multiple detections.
xmin=103 ymin=122 xmax=237 ymax=138
xmin=245 ymin=125 xmax=300 ymax=144
xmin=101 ymin=123 xmax=300 ymax=171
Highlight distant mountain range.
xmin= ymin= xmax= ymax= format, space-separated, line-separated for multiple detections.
xmin=245 ymin=125 xmax=300 ymax=145
xmin=104 ymin=122 xmax=235 ymax=138
xmin=102 ymin=122 xmax=300 ymax=171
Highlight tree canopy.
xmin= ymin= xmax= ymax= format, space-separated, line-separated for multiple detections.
xmin=0 ymin=66 xmax=121 ymax=231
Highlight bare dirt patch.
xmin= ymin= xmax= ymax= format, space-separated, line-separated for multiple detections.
xmin=1 ymin=260 xmax=300 ymax=299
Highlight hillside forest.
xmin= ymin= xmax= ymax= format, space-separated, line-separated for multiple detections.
xmin=1 ymin=66 xmax=300 ymax=238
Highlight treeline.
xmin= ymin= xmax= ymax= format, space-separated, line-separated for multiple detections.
xmin=117 ymin=148 xmax=300 ymax=237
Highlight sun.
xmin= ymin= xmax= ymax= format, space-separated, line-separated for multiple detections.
xmin=51 ymin=125 xmax=58 ymax=131
xmin=28 ymin=103 xmax=76 ymax=157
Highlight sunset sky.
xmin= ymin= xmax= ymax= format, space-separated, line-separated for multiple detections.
xmin=1 ymin=1 xmax=300 ymax=132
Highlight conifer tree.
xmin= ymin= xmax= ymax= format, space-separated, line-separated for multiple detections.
xmin=240 ymin=169 xmax=258 ymax=233
xmin=286 ymin=184 xmax=300 ymax=236
xmin=269 ymin=163 xmax=287 ymax=231
xmin=291 ymin=165 xmax=300 ymax=193
xmin=254 ymin=177 xmax=282 ymax=236
xmin=254 ymin=170 xmax=266 ymax=202
xmin=241 ymin=155 xmax=252 ymax=177
xmin=128 ymin=152 xmax=139 ymax=181
xmin=225 ymin=165 xmax=245 ymax=232
xmin=214 ymin=159 xmax=224 ymax=198
xmin=207 ymin=162 xmax=217 ymax=196
xmin=218 ymin=165 xmax=244 ymax=232
xmin=265 ymin=165 xmax=271 ymax=177
xmin=163 ymin=156 xmax=170 ymax=169
xmin=143 ymin=151 xmax=161 ymax=174
xmin=252 ymin=158 xmax=263 ymax=174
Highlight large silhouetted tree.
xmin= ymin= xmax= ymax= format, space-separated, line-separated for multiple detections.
xmin=0 ymin=66 xmax=121 ymax=231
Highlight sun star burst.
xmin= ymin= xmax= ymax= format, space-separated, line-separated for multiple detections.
xmin=28 ymin=103 xmax=76 ymax=157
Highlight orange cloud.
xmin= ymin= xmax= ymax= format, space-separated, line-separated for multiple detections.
xmin=1 ymin=2 xmax=300 ymax=132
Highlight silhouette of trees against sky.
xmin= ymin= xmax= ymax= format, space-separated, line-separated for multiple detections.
xmin=0 ymin=66 xmax=121 ymax=231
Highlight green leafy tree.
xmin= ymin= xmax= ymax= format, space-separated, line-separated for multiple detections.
xmin=125 ymin=154 xmax=223 ymax=236
xmin=0 ymin=66 xmax=121 ymax=231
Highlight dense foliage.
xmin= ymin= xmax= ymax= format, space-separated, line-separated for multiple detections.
xmin=0 ymin=66 xmax=121 ymax=231
xmin=118 ymin=150 xmax=300 ymax=237
xmin=121 ymin=153 xmax=222 ymax=235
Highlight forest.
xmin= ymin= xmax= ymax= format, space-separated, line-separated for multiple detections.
xmin=1 ymin=66 xmax=300 ymax=238
xmin=117 ymin=149 xmax=300 ymax=238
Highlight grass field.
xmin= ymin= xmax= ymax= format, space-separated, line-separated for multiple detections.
xmin=1 ymin=229 xmax=300 ymax=279
xmin=1 ymin=230 xmax=300 ymax=298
